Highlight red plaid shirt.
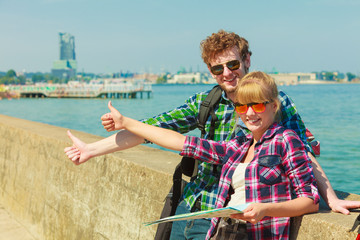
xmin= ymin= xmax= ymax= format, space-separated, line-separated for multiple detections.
xmin=181 ymin=123 xmax=319 ymax=240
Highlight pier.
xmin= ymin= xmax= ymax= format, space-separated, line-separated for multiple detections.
xmin=7 ymin=79 xmax=152 ymax=99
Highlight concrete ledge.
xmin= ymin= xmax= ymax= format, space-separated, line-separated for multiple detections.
xmin=0 ymin=204 xmax=35 ymax=240
xmin=0 ymin=114 xmax=359 ymax=239
xmin=291 ymin=193 xmax=360 ymax=239
xmin=0 ymin=114 xmax=181 ymax=239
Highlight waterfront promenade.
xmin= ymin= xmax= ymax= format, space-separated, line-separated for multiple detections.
xmin=0 ymin=204 xmax=35 ymax=240
xmin=1 ymin=114 xmax=359 ymax=239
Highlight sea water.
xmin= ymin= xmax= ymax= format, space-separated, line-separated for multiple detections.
xmin=1 ymin=83 xmax=359 ymax=194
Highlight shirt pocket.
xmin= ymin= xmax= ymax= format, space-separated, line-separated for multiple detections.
xmin=258 ymin=155 xmax=283 ymax=185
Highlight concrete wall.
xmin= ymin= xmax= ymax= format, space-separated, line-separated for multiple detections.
xmin=0 ymin=114 xmax=359 ymax=239
xmin=0 ymin=114 xmax=181 ymax=239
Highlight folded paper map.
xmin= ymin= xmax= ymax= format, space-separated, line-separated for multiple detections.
xmin=144 ymin=203 xmax=251 ymax=226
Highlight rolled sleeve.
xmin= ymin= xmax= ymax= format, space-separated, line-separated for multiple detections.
xmin=141 ymin=95 xmax=199 ymax=133
xmin=180 ymin=136 xmax=228 ymax=165
xmin=282 ymin=130 xmax=320 ymax=204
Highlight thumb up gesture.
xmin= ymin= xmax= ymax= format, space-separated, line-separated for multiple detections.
xmin=101 ymin=101 xmax=126 ymax=131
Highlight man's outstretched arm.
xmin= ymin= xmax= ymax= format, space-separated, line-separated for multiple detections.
xmin=309 ymin=153 xmax=360 ymax=214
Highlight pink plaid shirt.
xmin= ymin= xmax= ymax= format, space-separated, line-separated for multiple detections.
xmin=181 ymin=123 xmax=319 ymax=240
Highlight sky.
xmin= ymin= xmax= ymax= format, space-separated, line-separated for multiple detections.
xmin=1 ymin=0 xmax=359 ymax=75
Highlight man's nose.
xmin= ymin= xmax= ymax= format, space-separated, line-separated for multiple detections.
xmin=222 ymin=65 xmax=233 ymax=77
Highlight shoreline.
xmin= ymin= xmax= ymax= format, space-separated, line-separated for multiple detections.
xmin=297 ymin=80 xmax=355 ymax=84
xmin=154 ymin=81 xmax=360 ymax=86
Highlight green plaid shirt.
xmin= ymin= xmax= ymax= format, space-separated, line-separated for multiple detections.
xmin=142 ymin=88 xmax=310 ymax=211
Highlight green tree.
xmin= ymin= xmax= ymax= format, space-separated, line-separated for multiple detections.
xmin=156 ymin=74 xmax=167 ymax=84
xmin=32 ymin=73 xmax=45 ymax=83
xmin=0 ymin=77 xmax=8 ymax=85
xmin=0 ymin=69 xmax=18 ymax=85
xmin=323 ymin=72 xmax=336 ymax=81
xmin=5 ymin=69 xmax=16 ymax=78
xmin=346 ymin=72 xmax=356 ymax=81
xmin=18 ymin=75 xmax=26 ymax=85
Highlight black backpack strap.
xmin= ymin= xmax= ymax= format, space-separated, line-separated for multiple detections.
xmin=156 ymin=85 xmax=224 ymax=239
xmin=154 ymin=163 xmax=185 ymax=240
xmin=197 ymin=85 xmax=223 ymax=138
xmin=180 ymin=85 xmax=223 ymax=177
xmin=350 ymin=214 xmax=360 ymax=233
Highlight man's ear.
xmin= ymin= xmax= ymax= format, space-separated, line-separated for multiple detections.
xmin=244 ymin=53 xmax=251 ymax=70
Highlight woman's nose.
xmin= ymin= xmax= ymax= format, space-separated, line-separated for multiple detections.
xmin=246 ymin=106 xmax=256 ymax=115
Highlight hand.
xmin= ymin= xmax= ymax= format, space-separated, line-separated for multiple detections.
xmin=64 ymin=130 xmax=92 ymax=165
xmin=101 ymin=101 xmax=125 ymax=131
xmin=106 ymin=101 xmax=127 ymax=130
xmin=329 ymin=198 xmax=360 ymax=215
xmin=230 ymin=203 xmax=268 ymax=224
xmin=101 ymin=101 xmax=118 ymax=132
xmin=101 ymin=112 xmax=116 ymax=132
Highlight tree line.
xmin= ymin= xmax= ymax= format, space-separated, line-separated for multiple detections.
xmin=0 ymin=69 xmax=359 ymax=86
xmin=0 ymin=69 xmax=64 ymax=85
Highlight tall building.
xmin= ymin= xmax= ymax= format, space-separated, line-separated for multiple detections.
xmin=59 ymin=32 xmax=76 ymax=60
xmin=52 ymin=32 xmax=77 ymax=80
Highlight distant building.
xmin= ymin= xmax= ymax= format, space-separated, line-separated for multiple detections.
xmin=167 ymin=72 xmax=215 ymax=84
xmin=59 ymin=32 xmax=76 ymax=60
xmin=52 ymin=32 xmax=77 ymax=80
xmin=269 ymin=72 xmax=316 ymax=85
xmin=134 ymin=73 xmax=159 ymax=83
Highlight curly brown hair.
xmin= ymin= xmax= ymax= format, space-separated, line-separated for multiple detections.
xmin=200 ymin=29 xmax=252 ymax=66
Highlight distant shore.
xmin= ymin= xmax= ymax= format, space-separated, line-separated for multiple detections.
xmin=297 ymin=80 xmax=357 ymax=84
xmin=155 ymin=80 xmax=360 ymax=86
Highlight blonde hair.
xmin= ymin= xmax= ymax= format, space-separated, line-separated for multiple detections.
xmin=235 ymin=71 xmax=280 ymax=113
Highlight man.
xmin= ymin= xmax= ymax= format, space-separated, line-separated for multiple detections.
xmin=65 ymin=30 xmax=360 ymax=239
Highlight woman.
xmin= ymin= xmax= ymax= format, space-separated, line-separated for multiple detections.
xmin=74 ymin=71 xmax=320 ymax=239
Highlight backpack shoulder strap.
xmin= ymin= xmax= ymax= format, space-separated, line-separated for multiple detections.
xmin=197 ymin=85 xmax=223 ymax=138
xmin=181 ymin=85 xmax=223 ymax=178
xmin=169 ymin=85 xmax=223 ymax=221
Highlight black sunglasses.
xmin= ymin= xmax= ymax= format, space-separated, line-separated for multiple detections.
xmin=210 ymin=60 xmax=241 ymax=75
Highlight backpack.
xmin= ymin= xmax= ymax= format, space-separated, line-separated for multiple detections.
xmin=154 ymin=85 xmax=223 ymax=240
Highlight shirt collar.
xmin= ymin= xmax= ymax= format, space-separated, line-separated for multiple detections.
xmin=221 ymin=90 xmax=232 ymax=102
xmin=258 ymin=122 xmax=281 ymax=143
xmin=240 ymin=122 xmax=281 ymax=143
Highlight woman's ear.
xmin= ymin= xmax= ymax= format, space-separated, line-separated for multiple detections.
xmin=272 ymin=101 xmax=278 ymax=113
xmin=273 ymin=101 xmax=281 ymax=123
